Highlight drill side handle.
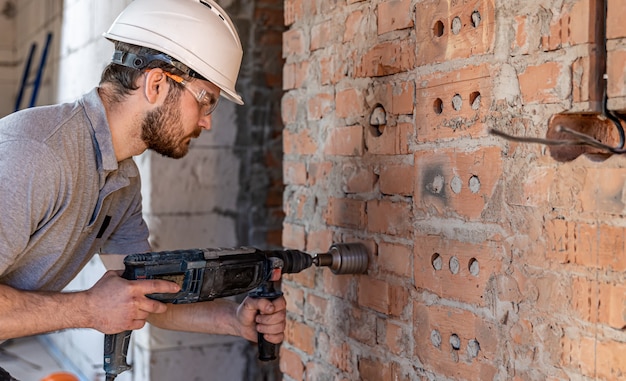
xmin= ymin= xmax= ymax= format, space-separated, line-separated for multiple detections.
xmin=249 ymin=280 xmax=283 ymax=361
xmin=103 ymin=330 xmax=132 ymax=380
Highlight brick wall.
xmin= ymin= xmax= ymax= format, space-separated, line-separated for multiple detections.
xmin=280 ymin=0 xmax=626 ymax=380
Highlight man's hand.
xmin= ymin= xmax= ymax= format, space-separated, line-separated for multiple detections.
xmin=84 ymin=270 xmax=180 ymax=334
xmin=236 ymin=295 xmax=287 ymax=344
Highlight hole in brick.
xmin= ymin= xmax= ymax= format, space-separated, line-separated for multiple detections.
xmin=431 ymin=330 xmax=442 ymax=348
xmin=468 ymin=258 xmax=480 ymax=276
xmin=450 ymin=175 xmax=462 ymax=194
xmin=433 ymin=20 xmax=444 ymax=37
xmin=471 ymin=11 xmax=482 ymax=28
xmin=433 ymin=98 xmax=443 ymax=114
xmin=469 ymin=175 xmax=481 ymax=193
xmin=369 ymin=104 xmax=387 ymax=137
xmin=450 ymin=334 xmax=461 ymax=350
xmin=449 ymin=256 xmax=460 ymax=274
xmin=467 ymin=339 xmax=481 ymax=359
xmin=452 ymin=94 xmax=462 ymax=111
xmin=427 ymin=174 xmax=445 ymax=194
xmin=470 ymin=91 xmax=481 ymax=110
xmin=431 ymin=253 xmax=443 ymax=270
xmin=451 ymin=16 xmax=462 ymax=35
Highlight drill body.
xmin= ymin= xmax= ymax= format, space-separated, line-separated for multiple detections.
xmin=103 ymin=243 xmax=368 ymax=381
xmin=103 ymin=247 xmax=313 ymax=381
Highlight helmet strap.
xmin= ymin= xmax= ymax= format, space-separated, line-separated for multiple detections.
xmin=111 ymin=49 xmax=207 ymax=81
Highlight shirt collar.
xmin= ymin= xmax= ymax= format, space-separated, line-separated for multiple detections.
xmin=81 ymin=88 xmax=139 ymax=178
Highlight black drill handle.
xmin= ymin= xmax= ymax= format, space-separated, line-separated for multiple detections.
xmin=249 ymin=281 xmax=283 ymax=361
xmin=103 ymin=330 xmax=132 ymax=380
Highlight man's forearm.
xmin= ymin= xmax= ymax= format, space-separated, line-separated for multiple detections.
xmin=147 ymin=299 xmax=240 ymax=337
xmin=0 ymin=283 xmax=92 ymax=340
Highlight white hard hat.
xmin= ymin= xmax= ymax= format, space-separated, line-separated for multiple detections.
xmin=103 ymin=0 xmax=244 ymax=105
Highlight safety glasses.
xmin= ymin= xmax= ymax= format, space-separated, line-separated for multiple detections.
xmin=161 ymin=71 xmax=220 ymax=116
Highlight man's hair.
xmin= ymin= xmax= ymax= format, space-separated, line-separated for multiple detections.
xmin=100 ymin=41 xmax=186 ymax=104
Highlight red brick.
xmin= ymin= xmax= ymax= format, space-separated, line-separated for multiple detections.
xmin=377 ymin=0 xmax=414 ymax=35
xmin=342 ymin=163 xmax=376 ymax=194
xmin=282 ymin=222 xmax=306 ymax=250
xmin=307 ymin=161 xmax=333 ymax=186
xmin=385 ymin=320 xmax=408 ymax=356
xmin=329 ymin=341 xmax=353 ymax=373
xmin=518 ymin=61 xmax=565 ymax=104
xmin=306 ymin=229 xmax=334 ymax=253
xmin=607 ymin=0 xmax=626 ymax=39
xmin=324 ymin=197 xmax=366 ymax=229
xmin=378 ymin=241 xmax=412 ymax=278
xmin=380 ymin=164 xmax=414 ymax=196
xmin=319 ymin=55 xmax=345 ymax=85
xmin=284 ymin=267 xmax=315 ymax=289
xmin=279 ymin=347 xmax=305 ymax=380
xmin=413 ymin=147 xmax=503 ymax=221
xmin=336 ymin=88 xmax=365 ymax=119
xmin=415 ymin=0 xmax=495 ymax=65
xmin=305 ymin=293 xmax=328 ymax=324
xmin=607 ymin=49 xmax=626 ymax=100
xmin=283 ymin=61 xmax=309 ymax=90
xmin=311 ymin=20 xmax=334 ymax=51
xmin=283 ymin=160 xmax=307 ymax=185
xmin=580 ymin=167 xmax=626 ymax=215
xmin=286 ymin=319 xmax=315 ymax=354
xmin=324 ymin=126 xmax=364 ymax=156
xmin=348 ymin=306 xmax=377 ymax=346
xmin=281 ymin=93 xmax=298 ymax=124
xmin=563 ymin=335 xmax=626 ymax=380
xmin=283 ymin=28 xmax=306 ymax=57
xmin=344 ymin=9 xmax=364 ymax=42
xmin=358 ymin=277 xmax=389 ymax=313
xmin=541 ymin=0 xmax=601 ymax=50
xmin=283 ymin=283 xmax=304 ymax=316
xmin=365 ymin=122 xmax=413 ymax=155
xmin=389 ymin=80 xmax=414 ymax=115
xmin=416 ymin=65 xmax=492 ymax=142
xmin=283 ymin=128 xmax=318 ymax=155
xmin=366 ymin=199 xmax=412 ymax=237
xmin=355 ymin=39 xmax=415 ymax=77
xmin=571 ymin=277 xmax=626 ymax=329
xmin=414 ymin=303 xmax=497 ymax=380
xmin=414 ymin=235 xmax=502 ymax=306
xmin=322 ymin=267 xmax=353 ymax=299
xmin=358 ymin=357 xmax=388 ymax=381
xmin=307 ymin=92 xmax=334 ymax=120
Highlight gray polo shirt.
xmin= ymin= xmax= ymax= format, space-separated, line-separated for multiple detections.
xmin=0 ymin=88 xmax=151 ymax=291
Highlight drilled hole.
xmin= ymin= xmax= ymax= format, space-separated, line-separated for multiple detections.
xmin=471 ymin=11 xmax=482 ymax=28
xmin=467 ymin=339 xmax=481 ymax=358
xmin=468 ymin=258 xmax=480 ymax=276
xmin=469 ymin=175 xmax=481 ymax=194
xmin=433 ymin=20 xmax=444 ymax=37
xmin=431 ymin=330 xmax=442 ymax=348
xmin=450 ymin=175 xmax=462 ymax=194
xmin=449 ymin=256 xmax=460 ymax=274
xmin=451 ymin=16 xmax=462 ymax=35
xmin=452 ymin=94 xmax=463 ymax=111
xmin=470 ymin=91 xmax=481 ymax=110
xmin=450 ymin=334 xmax=461 ymax=350
xmin=433 ymin=98 xmax=443 ymax=114
xmin=431 ymin=253 xmax=443 ymax=270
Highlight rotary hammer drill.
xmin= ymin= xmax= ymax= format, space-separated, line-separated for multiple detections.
xmin=103 ymin=243 xmax=368 ymax=381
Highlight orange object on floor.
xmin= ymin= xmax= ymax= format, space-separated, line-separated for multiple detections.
xmin=40 ymin=372 xmax=79 ymax=381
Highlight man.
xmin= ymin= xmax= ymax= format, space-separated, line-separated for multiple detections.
xmin=0 ymin=0 xmax=286 ymax=377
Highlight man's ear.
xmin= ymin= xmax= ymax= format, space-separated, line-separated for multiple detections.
xmin=143 ymin=68 xmax=168 ymax=104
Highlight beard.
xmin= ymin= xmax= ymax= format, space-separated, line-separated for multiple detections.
xmin=140 ymin=88 xmax=195 ymax=159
